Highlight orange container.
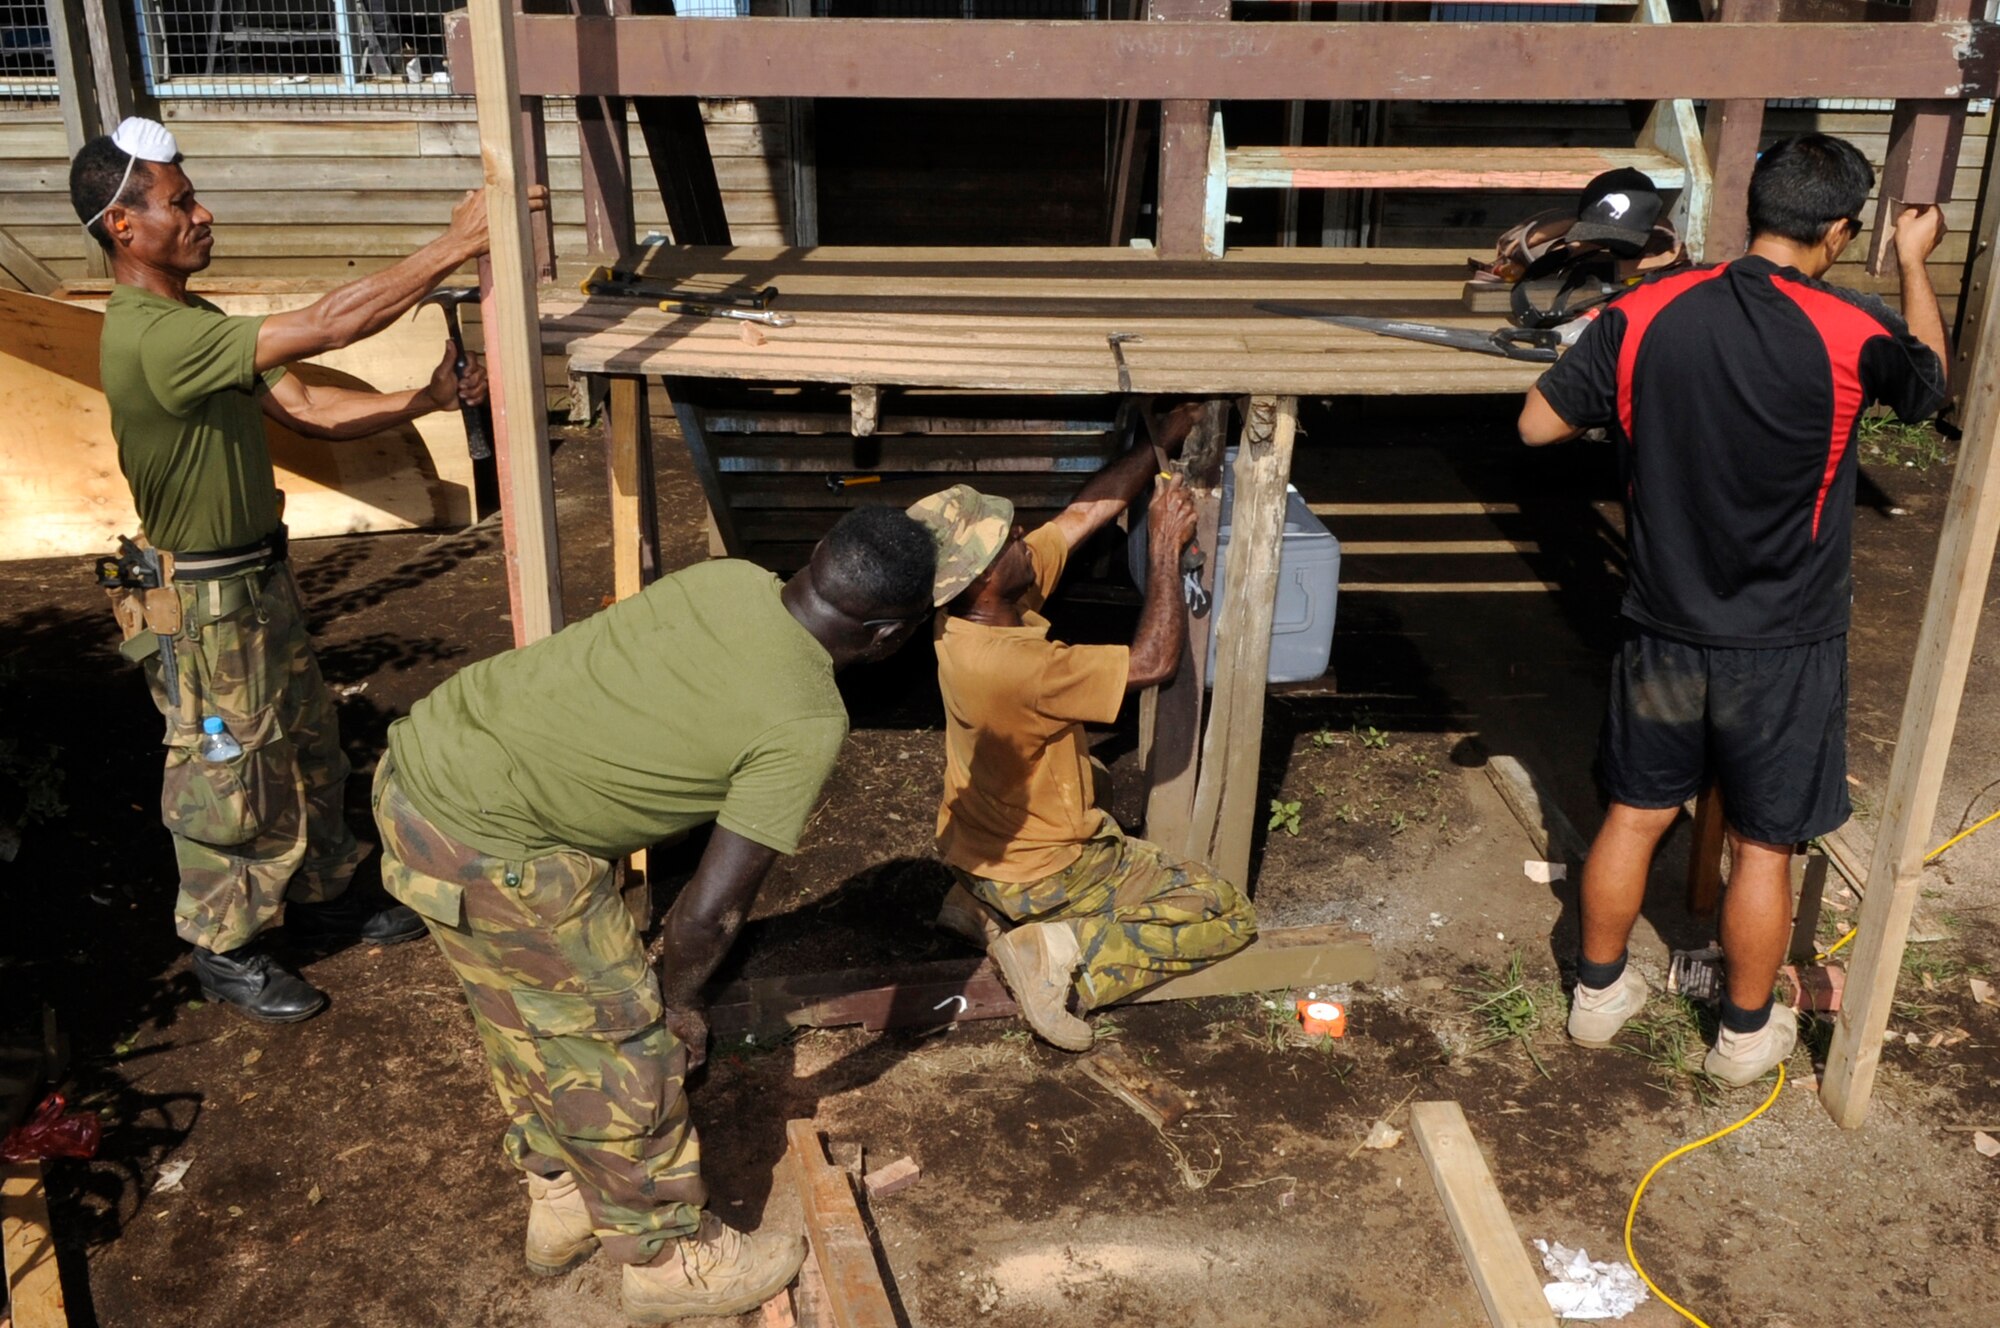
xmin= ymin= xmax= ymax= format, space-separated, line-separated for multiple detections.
xmin=1297 ymin=998 xmax=1347 ymax=1038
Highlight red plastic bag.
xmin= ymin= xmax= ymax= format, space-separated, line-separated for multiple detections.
xmin=1 ymin=1093 xmax=102 ymax=1162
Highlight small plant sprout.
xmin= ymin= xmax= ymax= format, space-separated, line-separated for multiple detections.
xmin=1268 ymin=799 xmax=1303 ymax=837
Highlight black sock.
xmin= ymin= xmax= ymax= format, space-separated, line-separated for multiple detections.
xmin=1719 ymin=995 xmax=1773 ymax=1035
xmin=1577 ymin=951 xmax=1628 ymax=991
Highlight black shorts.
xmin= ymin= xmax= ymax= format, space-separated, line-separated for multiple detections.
xmin=1598 ymin=626 xmax=1850 ymax=846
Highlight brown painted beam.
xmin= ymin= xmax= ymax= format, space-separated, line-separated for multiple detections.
xmin=1870 ymin=0 xmax=1976 ymax=277
xmin=1151 ymin=0 xmax=1228 ymax=258
xmin=444 ymin=16 xmax=2000 ymax=102
xmin=1701 ymin=0 xmax=1779 ymax=263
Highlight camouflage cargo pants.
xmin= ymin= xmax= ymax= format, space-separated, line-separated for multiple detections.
xmin=143 ymin=561 xmax=365 ymax=953
xmin=371 ymin=756 xmax=705 ymax=1265
xmin=953 ymin=814 xmax=1257 ymax=1008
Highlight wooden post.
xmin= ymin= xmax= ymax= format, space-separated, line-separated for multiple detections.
xmin=607 ymin=373 xmax=658 ymax=926
xmin=574 ymin=0 xmax=635 ymax=265
xmin=1867 ymin=0 xmax=1975 ymax=278
xmin=1949 ymin=106 xmax=2000 ymax=397
xmin=665 ymin=379 xmax=744 ymax=558
xmin=786 ymin=0 xmax=819 ymax=248
xmin=469 ymin=0 xmax=564 ymax=647
xmin=634 ymin=92 xmax=733 ymax=246
xmin=1700 ymin=0 xmax=1778 ymax=263
xmin=1143 ymin=400 xmax=1226 ymax=857
xmin=1150 ymin=0 xmax=1227 ymax=257
xmin=521 ymin=98 xmax=557 ymax=283
xmin=1821 ymin=198 xmax=2000 ymax=1126
xmin=1685 ymin=782 xmax=1726 ymax=918
xmin=1188 ymin=396 xmax=1298 ymax=888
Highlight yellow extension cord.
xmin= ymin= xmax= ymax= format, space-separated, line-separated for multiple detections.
xmin=1627 ymin=803 xmax=2000 ymax=1324
xmin=1623 ymin=1065 xmax=1788 ymax=1327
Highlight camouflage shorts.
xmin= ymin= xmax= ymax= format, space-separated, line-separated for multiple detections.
xmin=142 ymin=561 xmax=364 ymax=952
xmin=372 ymin=757 xmax=704 ymax=1264
xmin=953 ymin=815 xmax=1257 ymax=1008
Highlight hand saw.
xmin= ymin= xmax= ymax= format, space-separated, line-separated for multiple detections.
xmin=1256 ymin=304 xmax=1562 ymax=363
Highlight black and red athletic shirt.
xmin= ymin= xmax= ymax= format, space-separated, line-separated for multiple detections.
xmin=1536 ymin=254 xmax=1945 ymax=648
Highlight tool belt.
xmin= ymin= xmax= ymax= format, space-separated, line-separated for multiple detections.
xmin=171 ymin=525 xmax=288 ymax=581
xmin=95 ymin=535 xmax=181 ymax=650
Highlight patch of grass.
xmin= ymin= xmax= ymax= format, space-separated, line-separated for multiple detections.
xmin=1857 ymin=410 xmax=1951 ymax=471
xmin=1455 ymin=954 xmax=1558 ymax=1080
xmin=1619 ymin=994 xmax=1720 ymax=1105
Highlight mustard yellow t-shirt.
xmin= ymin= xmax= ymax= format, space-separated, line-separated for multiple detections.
xmin=99 ymin=284 xmax=286 ymax=553
xmin=934 ymin=525 xmax=1130 ymax=883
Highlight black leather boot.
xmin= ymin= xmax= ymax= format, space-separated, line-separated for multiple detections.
xmin=192 ymin=946 xmax=328 ymax=1024
xmin=287 ymin=886 xmax=426 ymax=945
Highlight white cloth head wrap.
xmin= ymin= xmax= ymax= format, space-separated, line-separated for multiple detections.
xmin=83 ymin=117 xmax=182 ymax=232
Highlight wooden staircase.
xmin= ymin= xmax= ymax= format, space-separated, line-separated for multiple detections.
xmin=1201 ymin=0 xmax=1714 ymax=258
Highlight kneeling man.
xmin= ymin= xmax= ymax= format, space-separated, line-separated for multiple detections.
xmin=372 ymin=509 xmax=934 ymax=1322
xmin=907 ymin=425 xmax=1257 ymax=1052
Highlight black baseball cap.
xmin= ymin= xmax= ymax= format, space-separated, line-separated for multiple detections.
xmin=1569 ymin=168 xmax=1663 ymax=257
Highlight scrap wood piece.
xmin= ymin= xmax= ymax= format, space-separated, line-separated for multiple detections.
xmin=786 ymin=1120 xmax=898 ymax=1328
xmin=1409 ymin=1102 xmax=1558 ymax=1328
xmin=791 ymin=1249 xmax=832 ymax=1328
xmin=705 ymin=925 xmax=1375 ymax=1041
xmin=1484 ymin=755 xmax=1590 ymax=865
xmin=2 ymin=1160 xmax=67 ymax=1328
xmin=1077 ymin=1042 xmax=1198 ymax=1129
xmin=861 ymin=1156 xmax=921 ymax=1199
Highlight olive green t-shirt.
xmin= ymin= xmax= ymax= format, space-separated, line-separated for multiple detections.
xmin=99 ymin=284 xmax=286 ymax=553
xmin=388 ymin=560 xmax=849 ymax=862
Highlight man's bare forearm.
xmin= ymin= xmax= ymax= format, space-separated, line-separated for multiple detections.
xmin=1126 ymin=544 xmax=1189 ymax=690
xmin=258 ymin=235 xmax=476 ymax=369
xmin=654 ymin=826 xmax=780 ymax=1011
xmin=279 ymin=385 xmax=437 ymax=441
xmin=1899 ymin=253 xmax=1950 ymax=374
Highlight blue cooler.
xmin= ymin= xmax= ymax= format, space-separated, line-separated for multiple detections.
xmin=1127 ymin=456 xmax=1340 ymax=685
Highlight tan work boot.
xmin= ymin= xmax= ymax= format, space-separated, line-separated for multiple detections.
xmin=524 ymin=1171 xmax=599 ymax=1277
xmin=621 ymin=1212 xmax=807 ymax=1324
xmin=988 ymin=921 xmax=1094 ymax=1052
xmin=1704 ymin=1004 xmax=1799 ymax=1088
xmin=936 ymin=883 xmax=1008 ymax=948
xmin=1566 ymin=967 xmax=1650 ymax=1048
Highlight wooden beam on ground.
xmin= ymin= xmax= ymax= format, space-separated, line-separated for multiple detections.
xmin=446 ymin=16 xmax=2000 ymax=103
xmin=786 ymin=1121 xmax=898 ymax=1328
xmin=1822 ymin=199 xmax=2000 ymax=1124
xmin=1409 ymin=1103 xmax=1558 ymax=1328
xmin=707 ymin=924 xmax=1373 ymax=1041
xmin=1190 ymin=396 xmax=1298 ymax=887
xmin=1870 ymin=0 xmax=1976 ymax=278
xmin=2 ymin=1161 xmax=67 ymax=1328
xmin=1686 ymin=782 xmax=1727 ymax=918
xmin=1701 ymin=0 xmax=1779 ymax=262
xmin=469 ymin=0 xmax=565 ymax=647
xmin=1484 ymin=754 xmax=1591 ymax=865
xmin=1078 ymin=1041 xmax=1197 ymax=1128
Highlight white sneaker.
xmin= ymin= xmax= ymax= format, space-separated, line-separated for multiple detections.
xmin=1566 ymin=966 xmax=1650 ymax=1048
xmin=1704 ymin=1005 xmax=1799 ymax=1087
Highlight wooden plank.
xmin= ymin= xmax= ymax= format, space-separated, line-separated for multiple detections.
xmin=470 ymin=0 xmax=565 ymax=648
xmin=1078 ymin=1041 xmax=1198 ymax=1128
xmin=667 ymin=382 xmax=746 ymax=558
xmin=1409 ymin=1102 xmax=1558 ymax=1328
xmin=2 ymin=1161 xmax=66 ymax=1328
xmin=448 ymin=15 xmax=2000 ymax=103
xmin=634 ymin=95 xmax=733 ymax=246
xmin=785 ymin=1121 xmax=898 ymax=1328
xmin=1821 ymin=142 xmax=2000 ymax=1124
xmin=0 ymin=226 xmax=60 ymax=296
xmin=1686 ymin=782 xmax=1727 ymax=918
xmin=1484 ymin=754 xmax=1590 ymax=864
xmin=1127 ymin=922 xmax=1375 ymax=1003
xmin=607 ymin=371 xmax=655 ymax=926
xmin=1226 ymin=145 xmax=1686 ymax=192
xmin=1189 ymin=397 xmax=1298 ymax=888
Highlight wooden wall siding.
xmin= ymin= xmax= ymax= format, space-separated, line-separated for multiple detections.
xmin=1364 ymin=102 xmax=1987 ymax=308
xmin=0 ymin=98 xmax=791 ymax=280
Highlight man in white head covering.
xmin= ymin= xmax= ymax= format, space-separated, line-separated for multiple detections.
xmin=68 ymin=118 xmax=548 ymax=1023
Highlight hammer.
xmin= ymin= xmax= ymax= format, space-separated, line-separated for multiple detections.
xmin=417 ymin=288 xmax=493 ymax=463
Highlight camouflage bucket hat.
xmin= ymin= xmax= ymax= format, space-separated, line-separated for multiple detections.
xmin=906 ymin=485 xmax=1015 ymax=606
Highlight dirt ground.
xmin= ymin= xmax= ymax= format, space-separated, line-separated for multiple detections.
xmin=3 ymin=397 xmax=1998 ymax=1328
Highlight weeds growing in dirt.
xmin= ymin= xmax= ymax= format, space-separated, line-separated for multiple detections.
xmin=1268 ymin=799 xmax=1303 ymax=837
xmin=1858 ymin=410 xmax=1951 ymax=471
xmin=1358 ymin=725 xmax=1391 ymax=750
xmin=1456 ymin=954 xmax=1558 ymax=1079
xmin=1620 ymin=995 xmax=1721 ymax=1105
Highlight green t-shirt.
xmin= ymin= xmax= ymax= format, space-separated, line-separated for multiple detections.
xmin=99 ymin=284 xmax=287 ymax=553
xmin=388 ymin=560 xmax=848 ymax=862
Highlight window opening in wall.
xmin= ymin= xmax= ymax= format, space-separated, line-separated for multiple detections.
xmin=1 ymin=0 xmax=57 ymax=101
xmin=131 ymin=0 xmax=462 ymax=100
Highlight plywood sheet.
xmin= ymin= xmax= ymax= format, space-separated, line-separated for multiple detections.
xmin=0 ymin=288 xmax=473 ymax=561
